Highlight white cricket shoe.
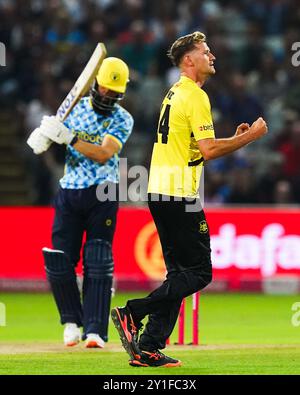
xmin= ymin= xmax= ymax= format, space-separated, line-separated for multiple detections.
xmin=85 ymin=333 xmax=105 ymax=348
xmin=64 ymin=323 xmax=81 ymax=347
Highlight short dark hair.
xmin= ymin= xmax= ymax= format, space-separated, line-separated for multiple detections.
xmin=167 ymin=31 xmax=207 ymax=67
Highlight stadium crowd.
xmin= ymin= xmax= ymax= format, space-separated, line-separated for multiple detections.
xmin=1 ymin=0 xmax=300 ymax=205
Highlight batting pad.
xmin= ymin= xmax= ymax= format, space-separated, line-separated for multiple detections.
xmin=82 ymin=239 xmax=114 ymax=341
xmin=43 ymin=248 xmax=83 ymax=326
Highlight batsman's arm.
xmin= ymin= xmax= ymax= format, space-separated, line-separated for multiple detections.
xmin=72 ymin=135 xmax=120 ymax=164
xmin=27 ymin=43 xmax=107 ymax=155
xmin=38 ymin=116 xmax=120 ymax=163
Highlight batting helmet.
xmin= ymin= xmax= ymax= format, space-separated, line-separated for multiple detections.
xmin=90 ymin=57 xmax=129 ymax=114
xmin=96 ymin=57 xmax=129 ymax=94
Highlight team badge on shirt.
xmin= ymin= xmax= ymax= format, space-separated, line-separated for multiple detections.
xmin=199 ymin=220 xmax=208 ymax=233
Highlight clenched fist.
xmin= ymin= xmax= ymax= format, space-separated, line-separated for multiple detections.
xmin=249 ymin=117 xmax=268 ymax=140
xmin=235 ymin=123 xmax=250 ymax=136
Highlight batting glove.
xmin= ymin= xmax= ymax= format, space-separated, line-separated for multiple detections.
xmin=40 ymin=115 xmax=74 ymax=145
xmin=27 ymin=128 xmax=52 ymax=155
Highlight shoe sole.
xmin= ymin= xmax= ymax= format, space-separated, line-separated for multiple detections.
xmin=85 ymin=341 xmax=104 ymax=349
xmin=111 ymin=308 xmax=140 ymax=360
xmin=129 ymin=359 xmax=182 ymax=368
xmin=65 ymin=341 xmax=79 ymax=347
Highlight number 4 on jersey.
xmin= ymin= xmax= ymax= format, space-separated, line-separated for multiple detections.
xmin=155 ymin=104 xmax=171 ymax=144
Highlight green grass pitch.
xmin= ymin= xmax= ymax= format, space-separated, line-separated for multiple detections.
xmin=0 ymin=292 xmax=300 ymax=375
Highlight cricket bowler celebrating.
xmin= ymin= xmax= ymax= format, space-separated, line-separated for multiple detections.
xmin=111 ymin=32 xmax=268 ymax=367
xmin=27 ymin=57 xmax=133 ymax=348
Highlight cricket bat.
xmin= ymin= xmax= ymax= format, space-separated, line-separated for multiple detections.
xmin=27 ymin=43 xmax=107 ymax=153
xmin=56 ymin=43 xmax=107 ymax=122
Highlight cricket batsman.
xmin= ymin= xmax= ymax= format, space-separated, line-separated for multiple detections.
xmin=27 ymin=57 xmax=133 ymax=348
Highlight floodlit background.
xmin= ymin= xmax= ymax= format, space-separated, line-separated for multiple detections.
xmin=1 ymin=0 xmax=300 ymax=206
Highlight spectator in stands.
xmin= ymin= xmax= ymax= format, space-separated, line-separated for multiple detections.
xmin=1 ymin=0 xmax=300 ymax=205
xmin=119 ymin=20 xmax=157 ymax=77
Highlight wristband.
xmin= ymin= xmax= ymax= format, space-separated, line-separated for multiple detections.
xmin=70 ymin=136 xmax=79 ymax=146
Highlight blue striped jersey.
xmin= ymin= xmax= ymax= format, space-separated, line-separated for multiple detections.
xmin=59 ymin=97 xmax=133 ymax=189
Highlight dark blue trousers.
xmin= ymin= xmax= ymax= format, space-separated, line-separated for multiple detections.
xmin=49 ymin=185 xmax=118 ymax=339
xmin=52 ymin=185 xmax=118 ymax=265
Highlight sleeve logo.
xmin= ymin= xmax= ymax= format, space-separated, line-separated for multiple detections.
xmin=198 ymin=124 xmax=214 ymax=132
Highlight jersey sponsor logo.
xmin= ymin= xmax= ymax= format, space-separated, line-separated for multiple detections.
xmin=198 ymin=124 xmax=214 ymax=132
xmin=73 ymin=130 xmax=103 ymax=144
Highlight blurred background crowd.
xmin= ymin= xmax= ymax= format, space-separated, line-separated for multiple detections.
xmin=0 ymin=0 xmax=300 ymax=206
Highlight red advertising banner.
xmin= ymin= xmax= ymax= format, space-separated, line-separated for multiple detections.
xmin=1 ymin=207 xmax=300 ymax=286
